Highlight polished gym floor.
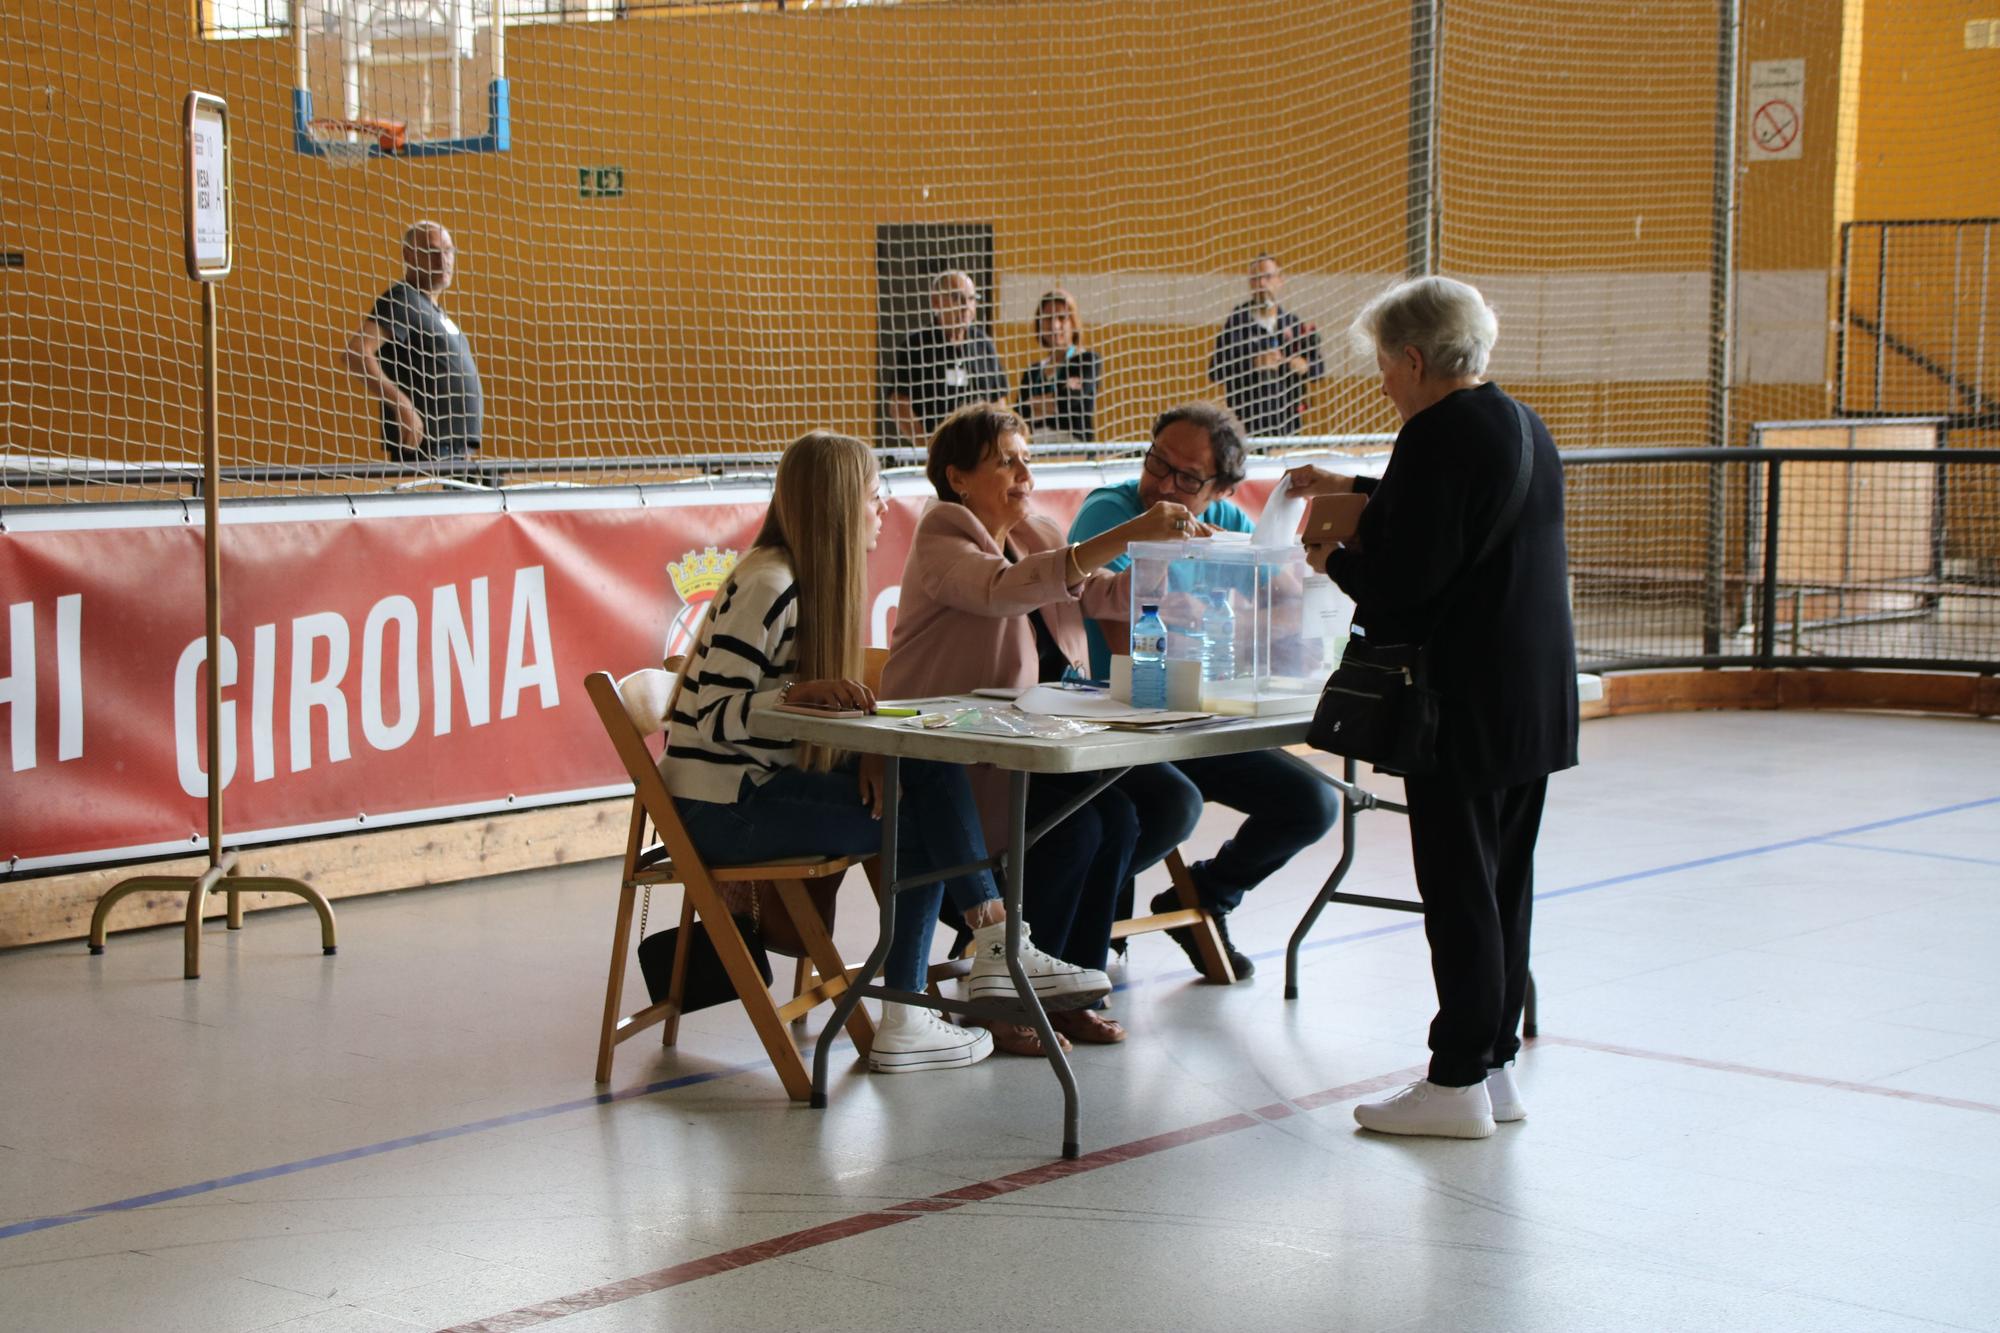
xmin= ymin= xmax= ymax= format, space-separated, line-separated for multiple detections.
xmin=3 ymin=710 xmax=1997 ymax=1332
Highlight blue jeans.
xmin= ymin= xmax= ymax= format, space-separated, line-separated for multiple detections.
xmin=1019 ymin=771 xmax=1137 ymax=974
xmin=674 ymin=761 xmax=1000 ymax=991
xmin=1115 ymin=749 xmax=1339 ymax=914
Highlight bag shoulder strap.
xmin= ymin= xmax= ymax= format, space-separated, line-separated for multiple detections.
xmin=1467 ymin=398 xmax=1535 ymax=570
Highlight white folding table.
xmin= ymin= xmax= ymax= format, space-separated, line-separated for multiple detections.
xmin=749 ymin=700 xmax=1320 ymax=1158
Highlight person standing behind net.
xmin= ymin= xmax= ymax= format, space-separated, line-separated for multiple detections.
xmin=1016 ymin=288 xmax=1100 ymax=444
xmin=889 ymin=269 xmax=1008 ymax=449
xmin=1208 ymin=253 xmax=1323 ymax=438
xmin=1289 ymin=276 xmax=1577 ymax=1139
xmin=343 ymin=220 xmax=483 ymax=466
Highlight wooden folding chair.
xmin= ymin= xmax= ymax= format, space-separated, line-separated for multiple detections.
xmin=1110 ymin=849 xmax=1238 ymax=982
xmin=586 ymin=667 xmax=875 ymax=1098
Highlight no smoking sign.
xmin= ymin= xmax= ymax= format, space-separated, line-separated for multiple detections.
xmin=1752 ymin=99 xmax=1800 ymax=154
xmin=1746 ymin=58 xmax=1805 ymax=161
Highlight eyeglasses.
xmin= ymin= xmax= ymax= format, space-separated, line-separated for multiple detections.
xmin=1143 ymin=448 xmax=1219 ymax=494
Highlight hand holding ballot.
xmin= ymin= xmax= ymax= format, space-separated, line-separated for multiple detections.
xmin=1280 ymin=462 xmax=1358 ymax=498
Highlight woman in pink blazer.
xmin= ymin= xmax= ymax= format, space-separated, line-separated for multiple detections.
xmin=883 ymin=404 xmax=1203 ymax=1051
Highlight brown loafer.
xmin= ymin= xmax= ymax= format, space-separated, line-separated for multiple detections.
xmin=1050 ymin=1008 xmax=1127 ymax=1044
xmin=978 ymin=1020 xmax=1071 ymax=1057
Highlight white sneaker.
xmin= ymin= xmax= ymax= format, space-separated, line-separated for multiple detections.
xmin=1486 ymin=1062 xmax=1526 ymax=1122
xmin=964 ymin=923 xmax=1112 ymax=1010
xmin=868 ymin=1003 xmax=993 ymax=1074
xmin=1354 ymin=1079 xmax=1497 ymax=1139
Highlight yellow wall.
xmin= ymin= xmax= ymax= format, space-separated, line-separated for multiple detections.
xmin=1853 ymin=1 xmax=2000 ymax=220
xmin=0 ymin=0 xmax=1921 ymax=505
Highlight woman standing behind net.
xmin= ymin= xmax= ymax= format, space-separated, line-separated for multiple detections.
xmin=1289 ymin=276 xmax=1578 ymax=1138
xmin=1016 ymin=288 xmax=1100 ymax=444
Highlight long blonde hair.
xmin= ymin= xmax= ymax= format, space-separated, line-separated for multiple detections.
xmin=741 ymin=430 xmax=874 ymax=771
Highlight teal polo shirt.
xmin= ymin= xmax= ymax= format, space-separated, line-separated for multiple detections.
xmin=1067 ymin=479 xmax=1255 ymax=680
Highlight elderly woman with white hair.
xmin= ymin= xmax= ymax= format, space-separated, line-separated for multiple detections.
xmin=1287 ymin=275 xmax=1578 ymax=1140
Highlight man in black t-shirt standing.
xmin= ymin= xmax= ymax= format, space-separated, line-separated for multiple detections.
xmin=1209 ymin=253 xmax=1324 ymax=438
xmin=344 ymin=220 xmax=484 ymax=464
xmin=889 ymin=269 xmax=1007 ymax=449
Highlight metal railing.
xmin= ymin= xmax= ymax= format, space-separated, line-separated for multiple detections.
xmin=7 ymin=433 xmax=1996 ymax=677
xmin=1838 ymin=218 xmax=2000 ymax=424
xmin=1567 ymin=437 xmax=2000 ymax=675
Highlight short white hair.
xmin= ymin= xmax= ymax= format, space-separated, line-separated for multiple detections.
xmin=931 ymin=268 xmax=974 ymax=296
xmin=1352 ymin=275 xmax=1498 ymax=378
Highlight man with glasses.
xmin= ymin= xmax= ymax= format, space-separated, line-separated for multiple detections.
xmin=1210 ymin=253 xmax=1324 ymax=437
xmin=890 ymin=269 xmax=1008 ymax=449
xmin=1066 ymin=402 xmax=1339 ymax=980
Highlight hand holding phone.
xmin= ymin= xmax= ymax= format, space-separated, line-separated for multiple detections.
xmin=774 ymin=699 xmax=869 ymax=718
xmin=1303 ymin=492 xmax=1367 ymax=546
xmin=784 ymin=676 xmax=877 ymax=713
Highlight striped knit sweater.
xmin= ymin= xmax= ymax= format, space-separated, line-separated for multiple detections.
xmin=660 ymin=552 xmax=802 ymax=803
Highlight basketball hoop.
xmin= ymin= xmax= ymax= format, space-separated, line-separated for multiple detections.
xmin=307 ymin=117 xmax=407 ymax=167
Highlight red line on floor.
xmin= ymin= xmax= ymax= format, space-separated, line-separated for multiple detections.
xmin=1537 ymin=1035 xmax=2000 ymax=1116
xmin=437 ymin=1064 xmax=1426 ymax=1332
xmin=1291 ymin=1066 xmax=1421 ymax=1112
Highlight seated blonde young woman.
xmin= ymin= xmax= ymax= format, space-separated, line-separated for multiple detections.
xmin=663 ymin=430 xmax=1108 ymax=1073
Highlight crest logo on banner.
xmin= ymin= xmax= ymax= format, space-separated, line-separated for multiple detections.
xmin=664 ymin=546 xmax=739 ymax=659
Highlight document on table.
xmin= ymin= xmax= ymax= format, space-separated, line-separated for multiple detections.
xmin=1012 ymin=684 xmax=1211 ymax=726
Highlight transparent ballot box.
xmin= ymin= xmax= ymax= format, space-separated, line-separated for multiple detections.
xmin=1126 ymin=536 xmax=1341 ymax=715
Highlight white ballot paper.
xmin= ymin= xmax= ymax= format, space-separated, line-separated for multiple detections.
xmin=1013 ymin=684 xmax=1210 ymax=726
xmin=1251 ymin=474 xmax=1306 ymax=548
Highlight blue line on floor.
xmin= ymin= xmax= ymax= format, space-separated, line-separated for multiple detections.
xmin=1261 ymin=792 xmax=2000 ymax=970
xmin=10 ymin=792 xmax=1996 ymax=1245
xmin=1533 ymin=794 xmax=2000 ymax=904
xmin=0 ymin=1062 xmax=758 ymax=1242
xmin=1818 ymin=840 xmax=2000 ymax=871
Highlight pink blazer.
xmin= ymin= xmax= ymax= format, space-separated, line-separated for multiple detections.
xmin=881 ymin=500 xmax=1128 ymax=847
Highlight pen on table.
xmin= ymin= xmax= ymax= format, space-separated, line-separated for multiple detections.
xmin=874 ymin=706 xmax=922 ymax=717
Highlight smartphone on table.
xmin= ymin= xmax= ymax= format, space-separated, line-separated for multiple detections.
xmin=774 ymin=700 xmax=870 ymax=718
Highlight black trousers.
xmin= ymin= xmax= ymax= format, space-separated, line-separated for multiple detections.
xmin=1402 ymin=773 xmax=1548 ymax=1087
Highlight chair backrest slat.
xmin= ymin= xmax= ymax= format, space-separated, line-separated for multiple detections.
xmin=585 ymin=670 xmax=709 ymax=887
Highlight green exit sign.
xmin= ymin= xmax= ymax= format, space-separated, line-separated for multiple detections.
xmin=579 ymin=166 xmax=624 ymax=199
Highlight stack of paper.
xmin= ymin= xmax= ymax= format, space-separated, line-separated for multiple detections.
xmin=1012 ymin=684 xmax=1212 ymax=727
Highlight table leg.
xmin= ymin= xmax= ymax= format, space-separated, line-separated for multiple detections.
xmin=1004 ymin=770 xmax=1081 ymax=1159
xmin=1285 ymin=756 xmax=1361 ymax=1000
xmin=812 ymin=755 xmax=901 ymax=1108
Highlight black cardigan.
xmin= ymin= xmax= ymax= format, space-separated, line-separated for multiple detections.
xmin=1325 ymin=382 xmax=1579 ymax=792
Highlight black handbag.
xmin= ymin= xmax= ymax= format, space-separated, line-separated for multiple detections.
xmin=1307 ymin=399 xmax=1535 ymax=776
xmin=635 ymin=879 xmax=774 ymax=1013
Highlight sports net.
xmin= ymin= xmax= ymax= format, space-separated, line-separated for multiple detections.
xmin=1 ymin=2 xmax=1995 ymax=649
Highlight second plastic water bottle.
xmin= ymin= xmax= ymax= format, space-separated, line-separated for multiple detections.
xmin=1202 ymin=591 xmax=1237 ymax=682
xmin=1131 ymin=603 xmax=1168 ymax=709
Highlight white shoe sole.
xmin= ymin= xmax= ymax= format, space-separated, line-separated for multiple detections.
xmin=1353 ymin=1108 xmax=1497 ymax=1139
xmin=1490 ymin=1104 xmax=1526 ymax=1123
xmin=869 ymin=1031 xmax=994 ymax=1073
xmin=964 ymin=968 xmax=1111 ymax=1008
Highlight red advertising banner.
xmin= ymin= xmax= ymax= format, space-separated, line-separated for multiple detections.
xmin=1 ymin=471 xmax=1275 ymax=872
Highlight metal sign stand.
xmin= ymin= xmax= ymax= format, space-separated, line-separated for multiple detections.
xmin=89 ymin=93 xmax=337 ymax=979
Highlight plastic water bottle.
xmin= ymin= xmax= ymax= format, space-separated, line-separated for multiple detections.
xmin=1201 ymin=591 xmax=1237 ymax=682
xmin=1131 ymin=603 xmax=1168 ymax=709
